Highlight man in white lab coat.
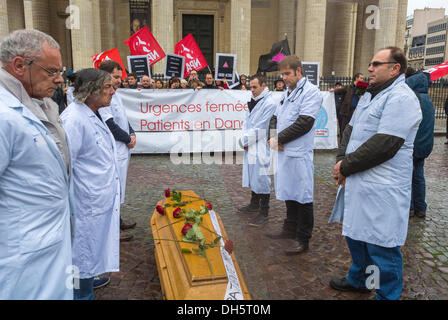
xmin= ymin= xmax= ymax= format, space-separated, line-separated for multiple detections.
xmin=329 ymin=47 xmax=422 ymax=300
xmin=238 ymin=74 xmax=276 ymax=227
xmin=61 ymin=68 xmax=120 ymax=300
xmin=267 ymin=55 xmax=322 ymax=255
xmin=0 ymin=29 xmax=73 ymax=299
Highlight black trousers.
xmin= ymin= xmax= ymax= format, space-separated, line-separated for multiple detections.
xmin=284 ymin=200 xmax=314 ymax=243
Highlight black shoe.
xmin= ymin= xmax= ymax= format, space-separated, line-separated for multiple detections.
xmin=265 ymin=229 xmax=295 ymax=240
xmin=329 ymin=277 xmax=371 ymax=293
xmin=284 ymin=240 xmax=309 ymax=255
xmin=409 ymin=209 xmax=415 ymax=218
xmin=414 ymin=210 xmax=426 ymax=218
xmin=248 ymin=214 xmax=269 ymax=227
xmin=238 ymin=204 xmax=259 ymax=214
xmin=93 ymin=276 xmax=110 ymax=289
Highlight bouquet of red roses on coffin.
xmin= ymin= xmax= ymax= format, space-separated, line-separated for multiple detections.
xmin=150 ymin=189 xmax=250 ymax=300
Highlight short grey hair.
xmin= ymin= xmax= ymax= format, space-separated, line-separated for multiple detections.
xmin=0 ymin=29 xmax=60 ymax=65
xmin=70 ymin=68 xmax=111 ymax=104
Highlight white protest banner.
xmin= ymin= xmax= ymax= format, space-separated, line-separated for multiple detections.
xmin=116 ymin=89 xmax=337 ymax=153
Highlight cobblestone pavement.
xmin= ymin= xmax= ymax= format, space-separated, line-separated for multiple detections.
xmin=95 ymin=136 xmax=448 ymax=300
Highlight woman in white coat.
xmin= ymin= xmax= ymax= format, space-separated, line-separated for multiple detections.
xmin=61 ymin=69 xmax=121 ymax=300
xmin=239 ymin=74 xmax=277 ymax=227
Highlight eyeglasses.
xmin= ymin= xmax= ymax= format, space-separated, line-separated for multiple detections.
xmin=368 ymin=61 xmax=398 ymax=68
xmin=27 ymin=60 xmax=63 ymax=78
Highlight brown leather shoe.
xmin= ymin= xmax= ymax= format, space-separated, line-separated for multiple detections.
xmin=120 ymin=220 xmax=137 ymax=230
xmin=284 ymin=240 xmax=309 ymax=255
xmin=120 ymin=231 xmax=133 ymax=242
xmin=265 ymin=229 xmax=295 ymax=240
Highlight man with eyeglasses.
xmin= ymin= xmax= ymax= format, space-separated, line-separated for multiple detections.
xmin=329 ymin=47 xmax=422 ymax=300
xmin=0 ymin=29 xmax=72 ymax=299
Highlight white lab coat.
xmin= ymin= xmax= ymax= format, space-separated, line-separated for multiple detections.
xmin=330 ymin=74 xmax=422 ymax=248
xmin=99 ymin=93 xmax=132 ymax=203
xmin=0 ymin=87 xmax=73 ymax=299
xmin=241 ymin=88 xmax=276 ymax=194
xmin=61 ymin=102 xmax=121 ymax=279
xmin=274 ymin=77 xmax=322 ymax=203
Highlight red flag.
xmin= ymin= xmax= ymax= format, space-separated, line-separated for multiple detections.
xmin=174 ymin=34 xmax=208 ymax=78
xmin=425 ymin=60 xmax=448 ymax=81
xmin=124 ymin=26 xmax=165 ymax=66
xmin=92 ymin=48 xmax=127 ymax=78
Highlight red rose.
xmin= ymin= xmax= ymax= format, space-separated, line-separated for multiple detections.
xmin=205 ymin=202 xmax=213 ymax=210
xmin=156 ymin=205 xmax=165 ymax=215
xmin=224 ymin=240 xmax=234 ymax=255
xmin=173 ymin=207 xmax=182 ymax=218
xmin=182 ymin=224 xmax=193 ymax=236
xmin=165 ymin=188 xmax=171 ymax=198
xmin=356 ymin=81 xmax=369 ymax=89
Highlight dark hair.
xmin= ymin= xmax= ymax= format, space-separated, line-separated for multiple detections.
xmin=278 ymin=55 xmax=302 ymax=73
xmin=127 ymin=73 xmax=137 ymax=79
xmin=335 ymin=82 xmax=343 ymax=87
xmin=274 ymin=79 xmax=285 ymax=86
xmin=70 ymin=68 xmax=111 ymax=103
xmin=384 ymin=46 xmax=407 ymax=74
xmin=353 ymin=73 xmax=363 ymax=81
xmin=405 ymin=67 xmax=417 ymax=78
xmin=99 ymin=60 xmax=122 ymax=74
xmin=249 ymin=74 xmax=266 ymax=86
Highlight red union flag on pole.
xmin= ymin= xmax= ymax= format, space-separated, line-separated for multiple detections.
xmin=425 ymin=60 xmax=448 ymax=81
xmin=124 ymin=26 xmax=165 ymax=66
xmin=92 ymin=48 xmax=127 ymax=78
xmin=175 ymin=34 xmax=208 ymax=78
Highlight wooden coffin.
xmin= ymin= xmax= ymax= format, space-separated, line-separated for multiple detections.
xmin=150 ymin=190 xmax=251 ymax=300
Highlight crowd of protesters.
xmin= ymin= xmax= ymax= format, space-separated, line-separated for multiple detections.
xmin=0 ymin=28 xmax=442 ymax=302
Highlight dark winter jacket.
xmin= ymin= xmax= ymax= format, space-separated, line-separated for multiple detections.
xmin=405 ymin=72 xmax=435 ymax=159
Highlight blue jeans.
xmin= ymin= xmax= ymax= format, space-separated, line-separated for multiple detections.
xmin=345 ymin=237 xmax=403 ymax=300
xmin=411 ymin=157 xmax=427 ymax=212
xmin=74 ymin=278 xmax=95 ymax=300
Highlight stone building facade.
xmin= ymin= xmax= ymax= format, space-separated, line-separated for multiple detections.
xmin=0 ymin=0 xmax=408 ymax=77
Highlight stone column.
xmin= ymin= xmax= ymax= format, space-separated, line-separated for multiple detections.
xmin=295 ymin=0 xmax=306 ymax=59
xmin=70 ymin=0 xmax=102 ymax=70
xmin=395 ymin=0 xmax=408 ymax=48
xmin=100 ymin=0 xmax=116 ymax=51
xmin=231 ymin=0 xmax=251 ymax=75
xmin=303 ymin=0 xmax=327 ymax=76
xmin=375 ymin=0 xmax=399 ymax=52
xmin=23 ymin=0 xmax=51 ymax=34
xmin=0 ymin=0 xmax=9 ymax=39
xmin=114 ymin=0 xmax=130 ymax=71
xmin=353 ymin=2 xmax=377 ymax=75
xmin=152 ymin=0 xmax=174 ymax=75
xmin=331 ymin=2 xmax=358 ymax=76
xmin=278 ymin=0 xmax=296 ymax=52
xmin=7 ymin=0 xmax=25 ymax=32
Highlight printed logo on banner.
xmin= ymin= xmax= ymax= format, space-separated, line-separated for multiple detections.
xmin=315 ymin=106 xmax=329 ymax=138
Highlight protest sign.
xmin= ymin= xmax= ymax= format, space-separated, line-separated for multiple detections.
xmin=165 ymin=54 xmax=185 ymax=78
xmin=215 ymin=54 xmax=236 ymax=82
xmin=127 ymin=55 xmax=151 ymax=81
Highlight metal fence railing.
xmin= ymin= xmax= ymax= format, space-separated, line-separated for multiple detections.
xmin=151 ymin=74 xmax=448 ymax=120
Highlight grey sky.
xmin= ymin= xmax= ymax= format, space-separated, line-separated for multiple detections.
xmin=407 ymin=0 xmax=448 ymax=16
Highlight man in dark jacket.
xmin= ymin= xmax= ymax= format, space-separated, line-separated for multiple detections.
xmin=406 ymin=71 xmax=435 ymax=219
xmin=333 ymin=73 xmax=363 ymax=139
xmin=444 ymin=96 xmax=448 ymax=144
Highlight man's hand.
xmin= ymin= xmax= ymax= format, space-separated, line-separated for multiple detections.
xmin=333 ymin=160 xmax=346 ymax=187
xmin=127 ymin=134 xmax=136 ymax=149
xmin=268 ymin=138 xmax=284 ymax=151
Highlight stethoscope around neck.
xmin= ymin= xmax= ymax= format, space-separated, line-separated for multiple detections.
xmin=281 ymin=78 xmax=307 ymax=105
